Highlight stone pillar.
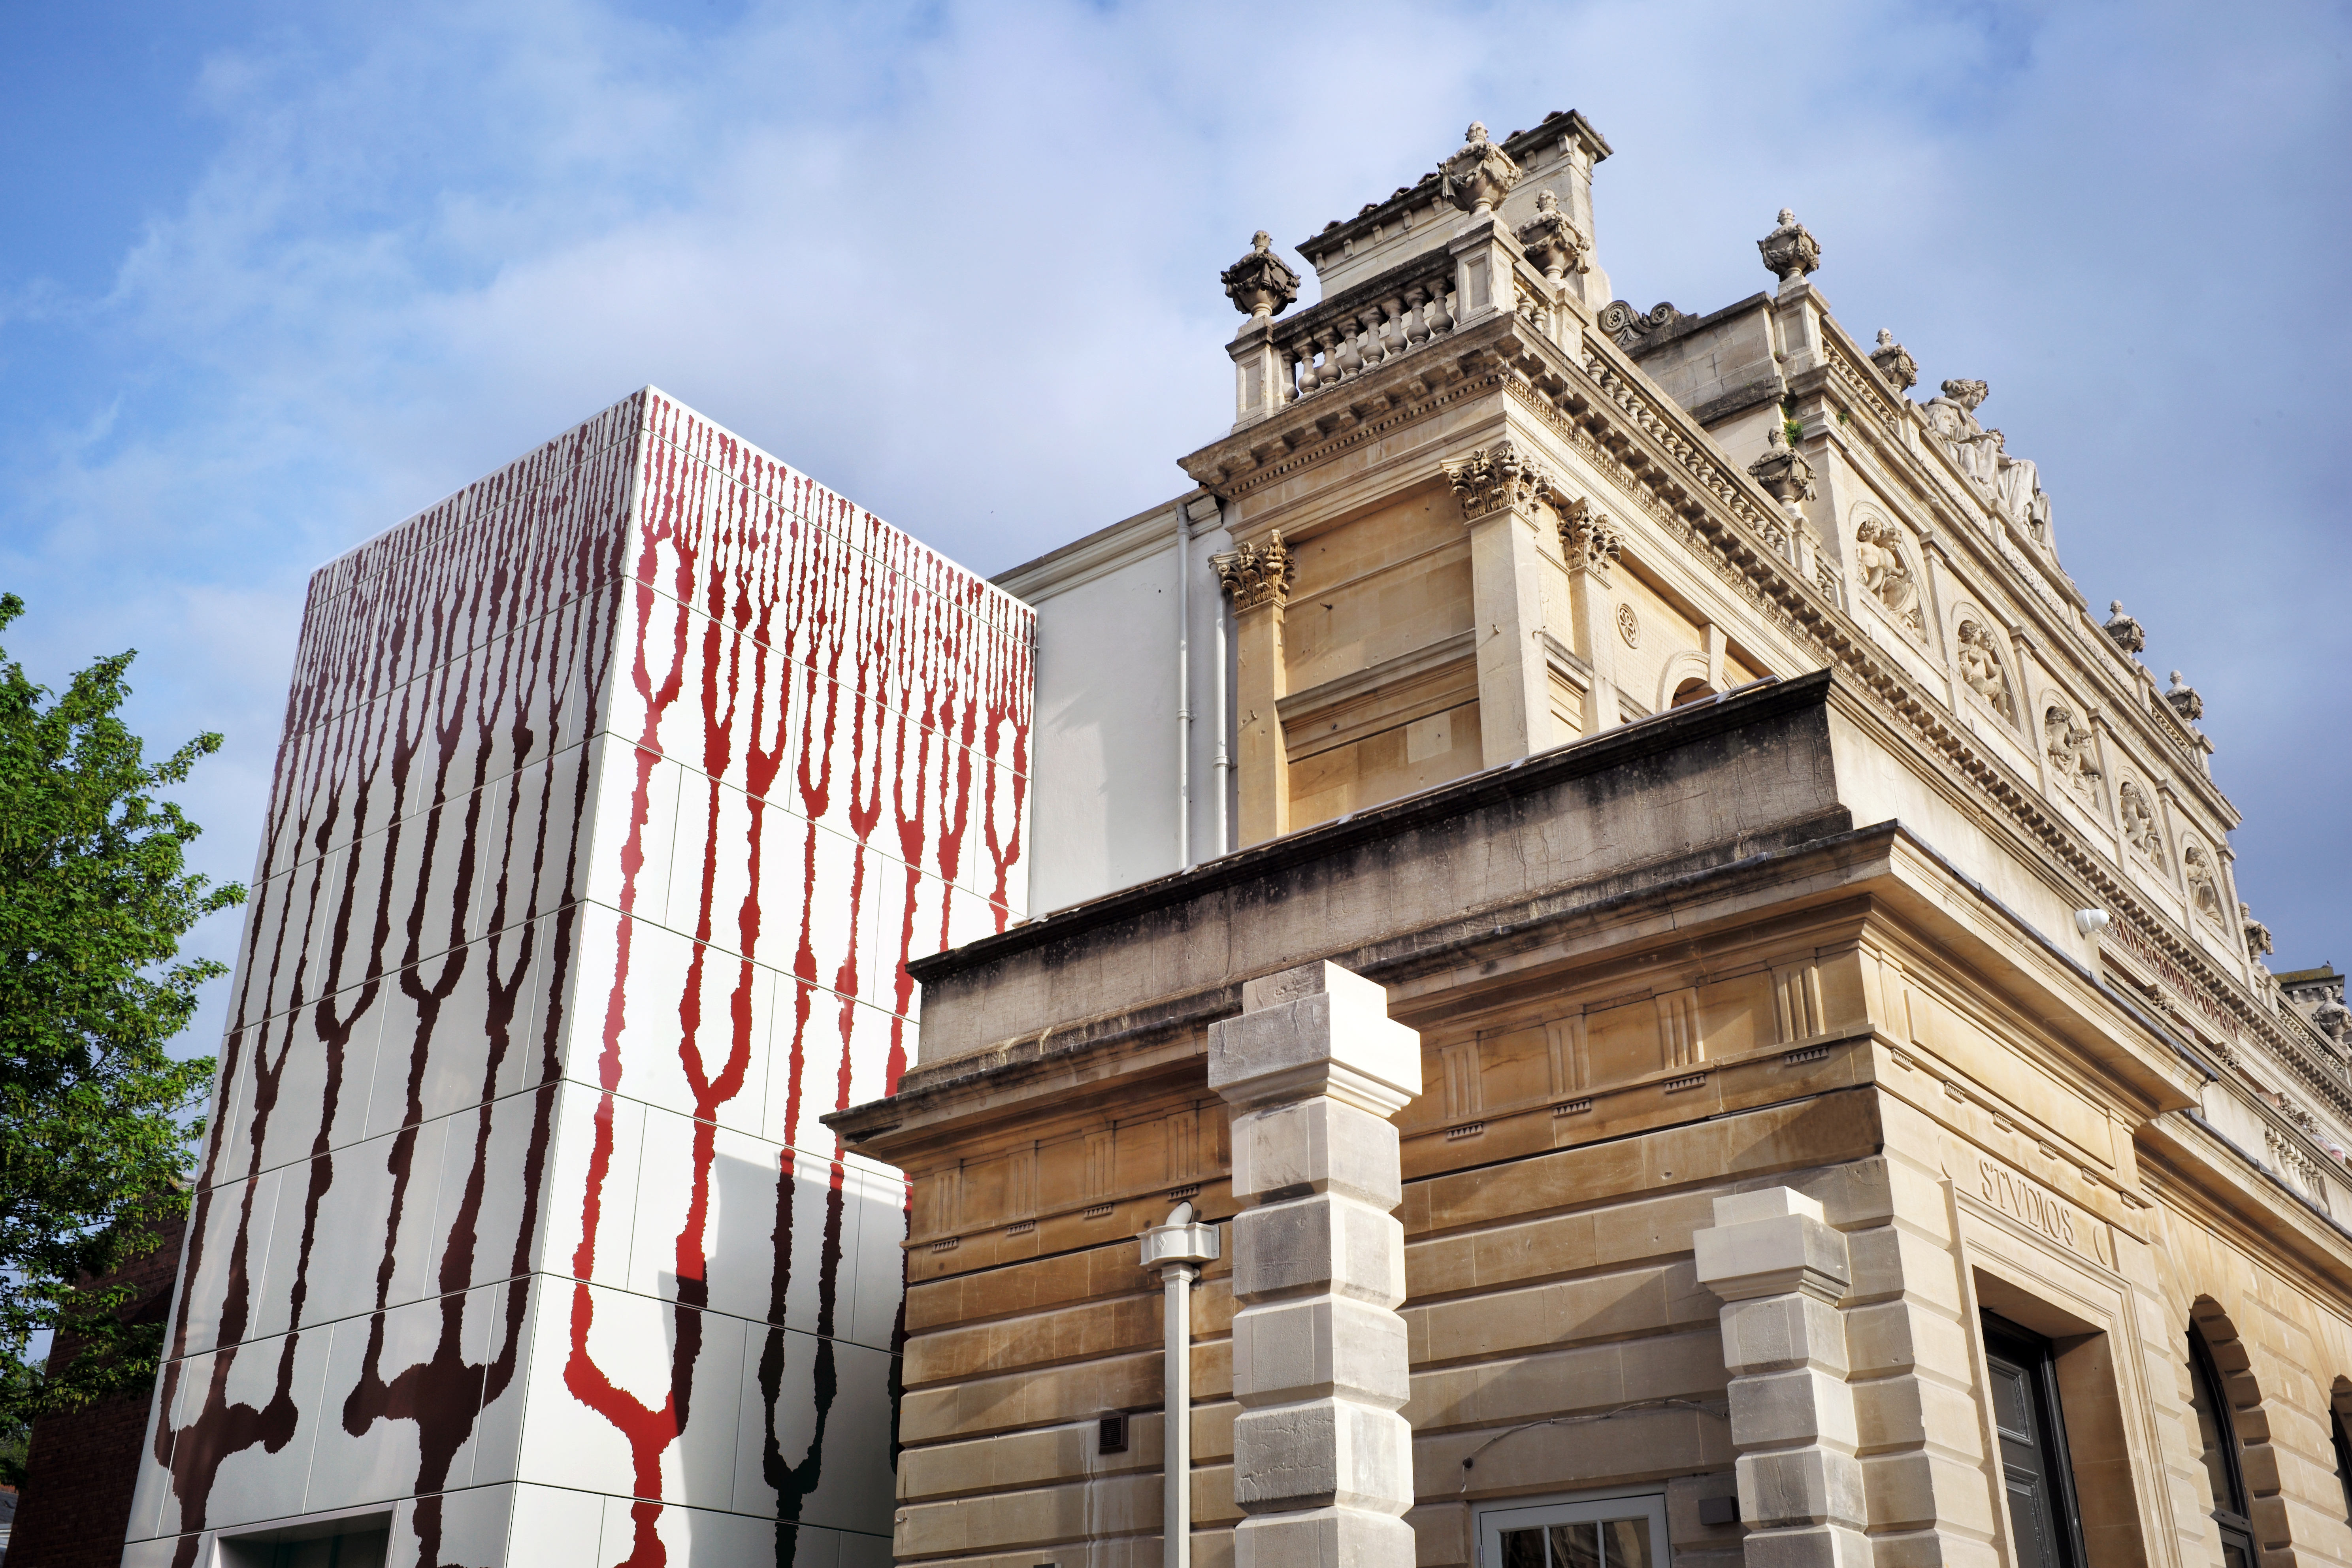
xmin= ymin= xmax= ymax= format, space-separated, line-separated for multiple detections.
xmin=1693 ymin=1187 xmax=1870 ymax=1568
xmin=1230 ymin=316 xmax=1288 ymax=433
xmin=1560 ymin=498 xmax=1624 ymax=734
xmin=1444 ymin=441 xmax=1559 ymax=767
xmin=1208 ymin=961 xmax=1423 ymax=1568
xmin=1216 ymin=534 xmax=1294 ymax=847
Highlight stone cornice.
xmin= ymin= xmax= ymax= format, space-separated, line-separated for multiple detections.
xmin=1793 ymin=315 xmax=2240 ymax=831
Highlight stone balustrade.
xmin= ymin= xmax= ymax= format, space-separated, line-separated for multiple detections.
xmin=1279 ymin=251 xmax=1463 ymax=401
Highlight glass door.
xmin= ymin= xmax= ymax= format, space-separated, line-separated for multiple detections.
xmin=1479 ymin=1490 xmax=1669 ymax=1568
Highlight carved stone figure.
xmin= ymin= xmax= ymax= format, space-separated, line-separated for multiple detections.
xmin=1747 ymin=427 xmax=1817 ymax=503
xmin=2043 ymin=705 xmax=2101 ymax=806
xmin=1870 ymin=330 xmax=1919 ymax=391
xmin=1955 ymin=621 xmax=2011 ymax=714
xmin=2165 ymin=671 xmax=2204 ymax=724
xmin=2184 ymin=844 xmax=2224 ymax=922
xmin=1557 ymin=495 xmax=1623 ymax=577
xmin=1597 ymin=300 xmax=1683 ymax=349
xmin=1852 ymin=518 xmax=1921 ymax=631
xmin=2103 ymin=600 xmax=2146 ymax=654
xmin=2241 ymin=903 xmax=2275 ymax=961
xmin=1444 ymin=439 xmax=1554 ymax=523
xmin=1991 ymin=435 xmax=2052 ymax=541
xmin=2315 ymin=995 xmax=2352 ymax=1047
xmin=1516 ymin=190 xmax=1591 ymax=281
xmin=2119 ymin=782 xmax=2164 ymax=860
xmin=1922 ymin=379 xmax=2001 ymax=487
xmin=1440 ymin=122 xmax=1521 ymax=216
xmin=1221 ymin=231 xmax=1301 ymax=319
xmin=1212 ymin=532 xmax=1294 ymax=611
xmin=1757 ymin=208 xmax=1821 ymax=284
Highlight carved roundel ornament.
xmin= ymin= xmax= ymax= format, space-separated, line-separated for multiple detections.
xmin=1616 ymin=603 xmax=1641 ymax=648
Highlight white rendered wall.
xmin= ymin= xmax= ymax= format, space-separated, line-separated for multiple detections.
xmin=1001 ymin=497 xmax=1233 ymax=915
xmin=126 ymin=390 xmax=1033 ymax=1568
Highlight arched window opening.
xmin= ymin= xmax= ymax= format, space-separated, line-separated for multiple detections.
xmin=1671 ymin=678 xmax=1715 ymax=709
xmin=2330 ymin=1389 xmax=2352 ymax=1525
xmin=2187 ymin=1326 xmax=2256 ymax=1568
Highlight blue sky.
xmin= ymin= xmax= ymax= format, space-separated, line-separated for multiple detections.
xmin=4 ymin=0 xmax=2348 ymax=1061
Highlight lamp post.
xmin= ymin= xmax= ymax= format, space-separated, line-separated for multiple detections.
xmin=1140 ymin=1202 xmax=1221 ymax=1568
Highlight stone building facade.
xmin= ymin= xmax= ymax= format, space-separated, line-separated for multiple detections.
xmin=829 ymin=115 xmax=2352 ymax=1568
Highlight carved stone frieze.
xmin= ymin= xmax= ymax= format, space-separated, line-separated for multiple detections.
xmin=1516 ymin=190 xmax=1591 ymax=280
xmin=2043 ymin=704 xmax=2102 ymax=807
xmin=1556 ymin=494 xmax=1623 ymax=578
xmin=1221 ymin=231 xmax=1302 ymax=319
xmin=2119 ymin=781 xmax=2165 ymax=862
xmin=2241 ymin=903 xmax=2275 ymax=961
xmin=1597 ymin=300 xmax=1684 ymax=350
xmin=2165 ymin=671 xmax=2204 ymax=725
xmin=1444 ymin=439 xmax=1554 ymax=523
xmin=1212 ymin=531 xmax=1295 ymax=611
xmin=1955 ymin=620 xmax=2012 ymax=716
xmin=1853 ymin=517 xmax=1922 ymax=633
xmin=1870 ymin=330 xmax=1919 ymax=391
xmin=1758 ymin=208 xmax=1822 ymax=284
xmin=1440 ymin=122 xmax=1521 ymax=216
xmin=2103 ymin=601 xmax=2147 ymax=654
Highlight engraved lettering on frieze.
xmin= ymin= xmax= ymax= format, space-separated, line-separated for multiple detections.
xmin=1213 ymin=531 xmax=1294 ymax=610
xmin=1976 ymin=1157 xmax=2113 ymax=1266
xmin=2107 ymin=914 xmax=2241 ymax=1045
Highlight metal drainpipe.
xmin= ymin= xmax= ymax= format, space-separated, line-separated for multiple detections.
xmin=1175 ymin=500 xmax=1192 ymax=871
xmin=1140 ymin=1202 xmax=1220 ymax=1568
xmin=1211 ymin=499 xmax=1233 ymax=857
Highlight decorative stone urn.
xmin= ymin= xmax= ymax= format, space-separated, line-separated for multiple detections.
xmin=1440 ymin=122 xmax=1521 ymax=216
xmin=1757 ymin=207 xmax=1822 ymax=283
xmin=1220 ymin=231 xmax=1302 ymax=319
xmin=2103 ymin=601 xmax=2146 ymax=654
xmin=1870 ymin=329 xmax=1919 ymax=391
xmin=2165 ymin=671 xmax=2205 ymax=724
xmin=1515 ymin=190 xmax=1589 ymax=280
xmin=1747 ymin=430 xmax=1817 ymax=503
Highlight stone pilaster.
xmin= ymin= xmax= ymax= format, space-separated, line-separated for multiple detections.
xmin=1446 ymin=441 xmax=1560 ymax=766
xmin=1693 ymin=1187 xmax=1870 ymax=1568
xmin=1216 ymin=534 xmax=1295 ymax=847
xmin=1208 ymin=961 xmax=1423 ymax=1568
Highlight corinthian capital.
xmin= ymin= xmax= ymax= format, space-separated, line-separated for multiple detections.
xmin=1444 ymin=440 xmax=1554 ymax=524
xmin=1557 ymin=495 xmax=1623 ymax=579
xmin=1213 ymin=531 xmax=1294 ymax=611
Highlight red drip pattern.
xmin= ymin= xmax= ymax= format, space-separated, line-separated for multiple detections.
xmin=132 ymin=390 xmax=1033 ymax=1568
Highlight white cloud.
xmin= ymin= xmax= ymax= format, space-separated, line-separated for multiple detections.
xmin=3 ymin=0 xmax=2347 ymax=1062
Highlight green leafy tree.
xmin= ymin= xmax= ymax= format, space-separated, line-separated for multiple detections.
xmin=0 ymin=592 xmax=244 ymax=1467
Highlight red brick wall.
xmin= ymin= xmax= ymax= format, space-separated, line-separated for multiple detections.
xmin=8 ymin=1216 xmax=188 ymax=1568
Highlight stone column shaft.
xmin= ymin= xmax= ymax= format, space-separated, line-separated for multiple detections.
xmin=1210 ymin=961 xmax=1423 ymax=1568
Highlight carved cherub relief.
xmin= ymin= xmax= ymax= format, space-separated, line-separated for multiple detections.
xmin=2119 ymin=781 xmax=2165 ymax=862
xmin=2042 ymin=703 xmax=2101 ymax=807
xmin=1955 ymin=620 xmax=2011 ymax=716
xmin=1853 ymin=516 xmax=1922 ymax=633
xmin=2183 ymin=844 xmax=2225 ymax=923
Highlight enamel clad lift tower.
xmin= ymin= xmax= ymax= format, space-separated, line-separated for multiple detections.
xmin=124 ymin=390 xmax=1034 ymax=1568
